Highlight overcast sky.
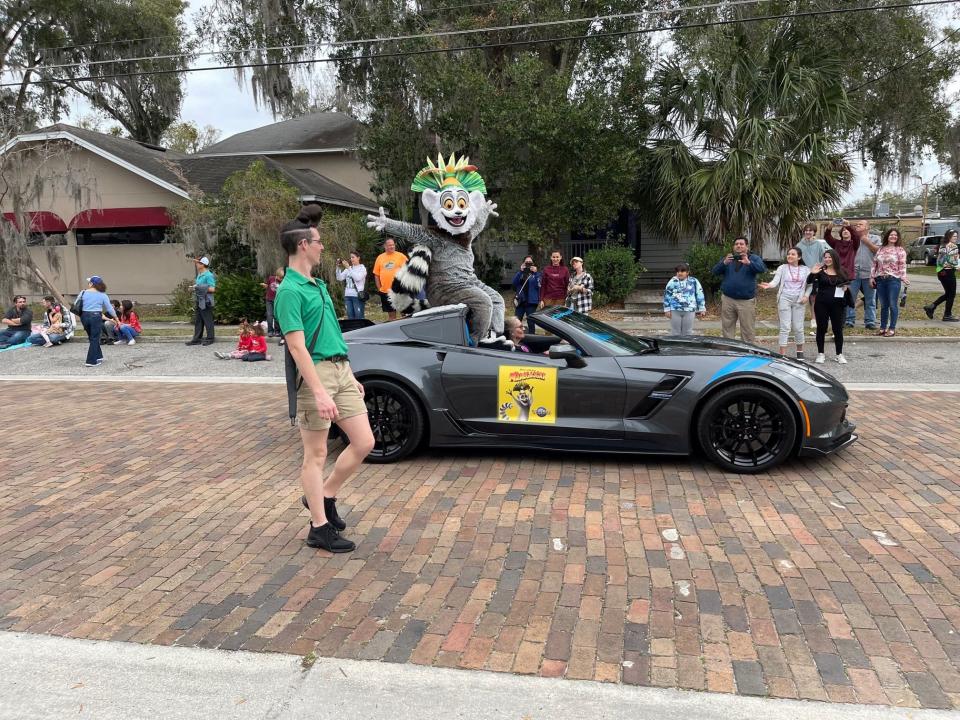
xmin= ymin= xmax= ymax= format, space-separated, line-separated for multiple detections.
xmin=57 ymin=0 xmax=949 ymax=206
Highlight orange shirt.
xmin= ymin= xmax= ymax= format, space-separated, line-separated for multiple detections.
xmin=373 ymin=251 xmax=408 ymax=293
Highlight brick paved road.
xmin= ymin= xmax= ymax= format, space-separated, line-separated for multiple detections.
xmin=1 ymin=382 xmax=959 ymax=710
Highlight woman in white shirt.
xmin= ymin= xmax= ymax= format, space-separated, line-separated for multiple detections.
xmin=336 ymin=251 xmax=368 ymax=320
xmin=759 ymin=247 xmax=812 ymax=358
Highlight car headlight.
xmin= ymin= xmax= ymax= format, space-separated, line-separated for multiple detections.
xmin=770 ymin=360 xmax=834 ymax=388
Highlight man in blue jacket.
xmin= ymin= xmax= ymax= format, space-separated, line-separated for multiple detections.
xmin=711 ymin=237 xmax=767 ymax=343
xmin=512 ymin=256 xmax=541 ymax=334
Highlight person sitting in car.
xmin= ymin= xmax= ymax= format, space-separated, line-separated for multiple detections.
xmin=504 ymin=316 xmax=531 ymax=353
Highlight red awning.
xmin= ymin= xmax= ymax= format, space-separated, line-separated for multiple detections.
xmin=69 ymin=207 xmax=172 ymax=229
xmin=1 ymin=211 xmax=68 ymax=233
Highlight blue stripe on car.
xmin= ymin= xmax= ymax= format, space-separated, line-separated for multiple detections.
xmin=708 ymin=357 xmax=771 ymax=382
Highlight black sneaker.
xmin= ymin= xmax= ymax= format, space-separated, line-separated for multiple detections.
xmin=185 ymin=340 xmax=201 ymax=346
xmin=924 ymin=304 xmax=935 ymax=319
xmin=944 ymin=316 xmax=960 ymax=322
xmin=299 ymin=495 xmax=346 ymax=531
xmin=306 ymin=522 xmax=355 ymax=553
xmin=201 ymin=339 xmax=215 ymax=346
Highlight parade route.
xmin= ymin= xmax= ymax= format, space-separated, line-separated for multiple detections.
xmin=1 ymin=380 xmax=958 ymax=713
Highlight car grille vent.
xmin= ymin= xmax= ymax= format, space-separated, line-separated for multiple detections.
xmin=627 ymin=374 xmax=689 ymax=419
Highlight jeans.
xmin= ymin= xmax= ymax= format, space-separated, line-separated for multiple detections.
xmin=192 ymin=305 xmax=214 ymax=341
xmin=931 ymin=269 xmax=956 ymax=318
xmin=0 ymin=328 xmax=29 ymax=347
xmin=81 ymin=311 xmax=103 ymax=364
xmin=515 ymin=302 xmax=539 ymax=334
xmin=27 ymin=332 xmax=66 ymax=345
xmin=846 ymin=277 xmax=876 ymax=327
xmin=344 ymin=296 xmax=365 ymax=320
xmin=776 ymin=295 xmax=806 ymax=346
xmin=669 ymin=311 xmax=695 ymax=335
xmin=875 ymin=276 xmax=902 ymax=330
xmin=102 ymin=319 xmax=120 ymax=341
xmin=118 ymin=326 xmax=140 ymax=342
xmin=265 ymin=299 xmax=276 ymax=334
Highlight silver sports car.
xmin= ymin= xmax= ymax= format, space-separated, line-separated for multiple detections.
xmin=340 ymin=305 xmax=856 ymax=473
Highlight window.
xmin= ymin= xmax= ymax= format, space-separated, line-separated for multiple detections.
xmin=75 ymin=227 xmax=169 ymax=245
xmin=27 ymin=233 xmax=67 ymax=247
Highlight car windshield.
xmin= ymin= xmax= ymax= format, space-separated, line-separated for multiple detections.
xmin=546 ymin=307 xmax=654 ymax=356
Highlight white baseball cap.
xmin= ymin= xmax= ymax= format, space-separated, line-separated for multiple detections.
xmin=198 ymin=256 xmax=210 ymax=266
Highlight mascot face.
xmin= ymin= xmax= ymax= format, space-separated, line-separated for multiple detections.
xmin=422 ymin=188 xmax=484 ymax=236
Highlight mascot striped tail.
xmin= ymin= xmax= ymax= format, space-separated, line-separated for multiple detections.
xmin=389 ymin=245 xmax=432 ymax=315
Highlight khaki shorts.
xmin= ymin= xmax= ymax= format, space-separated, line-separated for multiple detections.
xmin=297 ymin=359 xmax=367 ymax=430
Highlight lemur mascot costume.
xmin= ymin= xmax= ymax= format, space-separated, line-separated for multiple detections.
xmin=366 ymin=153 xmax=503 ymax=346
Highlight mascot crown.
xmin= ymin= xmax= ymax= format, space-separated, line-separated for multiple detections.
xmin=411 ymin=152 xmax=486 ymax=195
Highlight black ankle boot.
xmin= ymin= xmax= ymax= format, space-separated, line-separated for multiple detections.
xmin=299 ymin=495 xmax=347 ymax=531
xmin=324 ymin=497 xmax=346 ymax=531
xmin=306 ymin=522 xmax=355 ymax=553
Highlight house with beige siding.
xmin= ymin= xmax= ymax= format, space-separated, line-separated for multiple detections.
xmin=1 ymin=112 xmax=378 ymax=302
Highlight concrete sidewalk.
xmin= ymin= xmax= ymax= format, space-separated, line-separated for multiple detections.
xmin=2 ymin=632 xmax=954 ymax=720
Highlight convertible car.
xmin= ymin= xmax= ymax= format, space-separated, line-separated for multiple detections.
xmin=340 ymin=305 xmax=856 ymax=473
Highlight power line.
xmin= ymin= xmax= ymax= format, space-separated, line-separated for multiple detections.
xmin=850 ymin=24 xmax=960 ymax=92
xmin=4 ymin=0 xmax=958 ymax=89
xmin=20 ymin=0 xmax=791 ymax=74
xmin=31 ymin=0 xmax=509 ymax=55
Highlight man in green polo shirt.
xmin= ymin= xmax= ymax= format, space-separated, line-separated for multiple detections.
xmin=275 ymin=219 xmax=375 ymax=553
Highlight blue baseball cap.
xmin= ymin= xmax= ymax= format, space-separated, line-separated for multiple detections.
xmin=87 ymin=275 xmax=103 ymax=284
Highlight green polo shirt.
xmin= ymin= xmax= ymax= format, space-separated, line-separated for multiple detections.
xmin=274 ymin=268 xmax=348 ymax=362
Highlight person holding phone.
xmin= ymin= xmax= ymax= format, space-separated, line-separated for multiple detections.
xmin=711 ymin=237 xmax=766 ymax=343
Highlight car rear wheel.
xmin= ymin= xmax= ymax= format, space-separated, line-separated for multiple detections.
xmin=697 ymin=383 xmax=797 ymax=473
xmin=363 ymin=379 xmax=425 ymax=463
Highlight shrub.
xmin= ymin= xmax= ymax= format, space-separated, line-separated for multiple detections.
xmin=685 ymin=242 xmax=728 ymax=301
xmin=212 ymin=273 xmax=265 ymax=324
xmin=584 ymin=245 xmax=645 ymax=304
xmin=168 ymin=278 xmax=195 ymax=316
xmin=475 ymin=251 xmax=506 ymax=287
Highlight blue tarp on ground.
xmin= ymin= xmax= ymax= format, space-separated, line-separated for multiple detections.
xmin=0 ymin=342 xmax=32 ymax=353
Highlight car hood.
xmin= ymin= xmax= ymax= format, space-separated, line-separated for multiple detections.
xmin=650 ymin=335 xmax=776 ymax=357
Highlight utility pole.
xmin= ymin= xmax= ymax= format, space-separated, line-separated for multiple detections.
xmin=914 ymin=175 xmax=930 ymax=237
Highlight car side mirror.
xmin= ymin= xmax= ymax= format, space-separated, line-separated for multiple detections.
xmin=549 ymin=343 xmax=587 ymax=368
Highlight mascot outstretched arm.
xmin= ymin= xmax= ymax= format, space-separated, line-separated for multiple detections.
xmin=367 ymin=153 xmax=503 ymax=346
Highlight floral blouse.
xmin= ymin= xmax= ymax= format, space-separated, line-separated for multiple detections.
xmin=870 ymin=246 xmax=907 ymax=281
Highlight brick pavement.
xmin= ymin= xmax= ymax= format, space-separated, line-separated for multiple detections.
xmin=1 ymin=382 xmax=959 ymax=710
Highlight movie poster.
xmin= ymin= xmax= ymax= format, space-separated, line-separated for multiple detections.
xmin=497 ymin=366 xmax=558 ymax=424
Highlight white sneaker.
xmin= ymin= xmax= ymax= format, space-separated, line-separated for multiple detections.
xmin=113 ymin=340 xmax=124 ymax=345
xmin=836 ymin=354 xmax=847 ymax=364
xmin=127 ymin=339 xmax=136 ymax=345
xmin=815 ymin=353 xmax=825 ymax=364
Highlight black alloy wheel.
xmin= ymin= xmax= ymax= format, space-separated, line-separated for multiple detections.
xmin=362 ymin=379 xmax=425 ymax=463
xmin=697 ymin=383 xmax=797 ymax=473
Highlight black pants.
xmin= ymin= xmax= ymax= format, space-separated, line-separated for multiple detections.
xmin=932 ymin=269 xmax=956 ymax=318
xmin=515 ymin=302 xmax=538 ymax=334
xmin=192 ymin=305 xmax=214 ymax=341
xmin=814 ymin=297 xmax=845 ymax=354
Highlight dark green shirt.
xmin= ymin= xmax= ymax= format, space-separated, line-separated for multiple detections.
xmin=274 ymin=268 xmax=348 ymax=362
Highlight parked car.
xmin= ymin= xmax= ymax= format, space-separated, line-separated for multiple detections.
xmin=908 ymin=235 xmax=943 ymax=265
xmin=339 ymin=305 xmax=857 ymax=473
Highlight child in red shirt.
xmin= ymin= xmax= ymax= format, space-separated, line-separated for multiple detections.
xmin=114 ymin=300 xmax=142 ymax=345
xmin=242 ymin=323 xmax=271 ymax=361
xmin=216 ymin=321 xmax=252 ymax=359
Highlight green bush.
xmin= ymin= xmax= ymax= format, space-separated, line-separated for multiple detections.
xmin=212 ymin=273 xmax=265 ymax=324
xmin=475 ymin=251 xmax=506 ymax=287
xmin=168 ymin=278 xmax=195 ymax=316
xmin=584 ymin=245 xmax=645 ymax=304
xmin=685 ymin=242 xmax=728 ymax=301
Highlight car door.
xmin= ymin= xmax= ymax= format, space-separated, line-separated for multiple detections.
xmin=439 ymin=346 xmax=627 ymax=439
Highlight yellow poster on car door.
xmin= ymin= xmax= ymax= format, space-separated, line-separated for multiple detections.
xmin=497 ymin=366 xmax=558 ymax=423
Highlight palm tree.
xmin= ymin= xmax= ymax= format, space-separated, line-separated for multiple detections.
xmin=646 ymin=27 xmax=854 ymax=249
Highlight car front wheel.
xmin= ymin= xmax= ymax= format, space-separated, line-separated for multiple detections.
xmin=697 ymin=383 xmax=797 ymax=473
xmin=363 ymin=379 xmax=425 ymax=463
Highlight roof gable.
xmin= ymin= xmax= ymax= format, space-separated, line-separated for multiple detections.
xmin=1 ymin=124 xmax=191 ymax=198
